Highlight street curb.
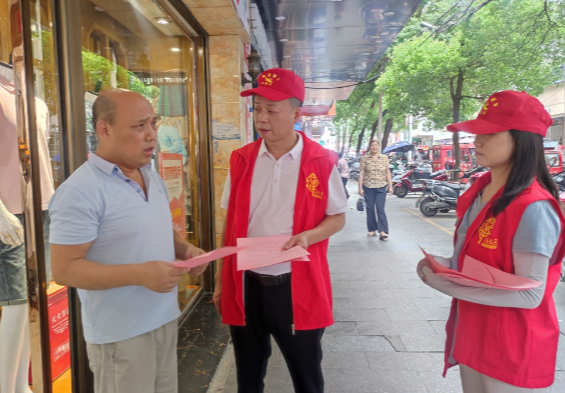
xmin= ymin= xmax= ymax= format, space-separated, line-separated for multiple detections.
xmin=207 ymin=339 xmax=235 ymax=393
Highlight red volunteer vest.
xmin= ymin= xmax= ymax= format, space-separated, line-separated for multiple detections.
xmin=221 ymin=132 xmax=336 ymax=330
xmin=442 ymin=172 xmax=565 ymax=388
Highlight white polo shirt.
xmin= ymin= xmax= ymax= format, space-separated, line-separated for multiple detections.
xmin=221 ymin=133 xmax=348 ymax=275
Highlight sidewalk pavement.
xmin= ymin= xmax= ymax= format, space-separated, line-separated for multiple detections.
xmin=208 ymin=181 xmax=565 ymax=393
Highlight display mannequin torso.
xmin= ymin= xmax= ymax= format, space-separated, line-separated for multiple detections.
xmin=0 ymin=75 xmax=54 ymax=214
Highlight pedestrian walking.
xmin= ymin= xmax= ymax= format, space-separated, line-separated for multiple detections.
xmin=49 ymin=89 xmax=207 ymax=393
xmin=358 ymin=140 xmax=393 ymax=239
xmin=213 ymin=68 xmax=347 ymax=393
xmin=337 ymin=153 xmax=350 ymax=198
xmin=417 ymin=90 xmax=565 ymax=392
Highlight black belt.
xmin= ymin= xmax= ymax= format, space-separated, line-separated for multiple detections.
xmin=247 ymin=271 xmax=291 ymax=286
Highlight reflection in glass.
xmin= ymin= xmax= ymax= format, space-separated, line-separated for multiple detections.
xmin=1 ymin=0 xmax=70 ymax=390
xmin=80 ymin=0 xmax=202 ymax=309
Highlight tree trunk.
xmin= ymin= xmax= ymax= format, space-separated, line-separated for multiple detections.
xmin=377 ymin=90 xmax=384 ymax=143
xmin=381 ymin=118 xmax=393 ymax=152
xmin=337 ymin=123 xmax=343 ymax=154
xmin=356 ymin=128 xmax=366 ymax=154
xmin=369 ymin=109 xmax=387 ymax=143
xmin=450 ymin=69 xmax=464 ymax=180
xmin=347 ymin=131 xmax=354 ymax=156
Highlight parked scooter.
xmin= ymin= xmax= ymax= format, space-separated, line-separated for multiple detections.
xmin=393 ymin=164 xmax=447 ymax=198
xmin=416 ymin=179 xmax=463 ymax=217
xmin=349 ymin=162 xmax=360 ymax=180
xmin=553 ymin=171 xmax=565 ymax=193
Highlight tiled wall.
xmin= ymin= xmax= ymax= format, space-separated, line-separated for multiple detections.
xmin=209 ymin=35 xmax=251 ymax=244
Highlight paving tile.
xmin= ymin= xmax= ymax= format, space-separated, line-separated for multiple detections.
xmin=365 ymin=352 xmax=442 ymax=372
xmin=332 ymin=298 xmax=350 ymax=309
xmin=323 ymin=335 xmax=395 ymax=352
xmin=321 ymin=351 xmax=371 ymax=369
xmin=349 ymin=296 xmax=412 ymax=309
xmin=334 ymin=308 xmax=390 ymax=322
xmin=324 ymin=368 xmax=428 ymax=393
xmin=332 ymin=288 xmax=378 ymax=299
xmin=325 ymin=321 xmax=359 ymax=336
xmin=428 ymin=320 xmax=447 ymax=335
xmin=400 ymin=331 xmax=446 ymax=352
xmin=418 ymin=367 xmax=462 ymax=393
xmin=356 ymin=320 xmax=437 ymax=337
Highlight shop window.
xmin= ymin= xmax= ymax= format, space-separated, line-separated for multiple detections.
xmin=90 ymin=32 xmax=103 ymax=56
xmin=80 ymin=0 xmax=203 ymax=310
xmin=1 ymin=0 xmax=70 ymax=390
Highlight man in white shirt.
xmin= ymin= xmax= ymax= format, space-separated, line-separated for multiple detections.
xmin=214 ymin=68 xmax=347 ymax=393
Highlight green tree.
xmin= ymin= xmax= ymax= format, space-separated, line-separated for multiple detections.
xmin=378 ymin=0 xmax=565 ymax=173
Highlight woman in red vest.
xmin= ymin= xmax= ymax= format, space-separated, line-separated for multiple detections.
xmin=417 ymin=90 xmax=565 ymax=392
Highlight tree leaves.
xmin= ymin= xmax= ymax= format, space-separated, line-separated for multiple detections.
xmin=379 ymin=0 xmax=565 ymax=131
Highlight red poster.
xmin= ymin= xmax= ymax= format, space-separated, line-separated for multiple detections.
xmin=48 ymin=287 xmax=70 ymax=380
xmin=159 ymin=153 xmax=187 ymax=239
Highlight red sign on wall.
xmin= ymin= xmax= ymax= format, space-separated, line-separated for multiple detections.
xmin=159 ymin=153 xmax=187 ymax=239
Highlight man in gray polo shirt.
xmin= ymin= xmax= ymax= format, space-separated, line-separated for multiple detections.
xmin=49 ymin=89 xmax=207 ymax=393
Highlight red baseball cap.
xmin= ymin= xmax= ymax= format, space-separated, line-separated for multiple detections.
xmin=447 ymin=90 xmax=553 ymax=137
xmin=240 ymin=68 xmax=305 ymax=103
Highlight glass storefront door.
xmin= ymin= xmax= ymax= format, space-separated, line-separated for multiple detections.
xmin=1 ymin=0 xmax=70 ymax=391
xmin=1 ymin=1 xmax=212 ymax=392
xmin=79 ymin=0 xmax=205 ymax=310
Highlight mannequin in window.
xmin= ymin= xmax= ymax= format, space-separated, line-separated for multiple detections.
xmin=0 ymin=71 xmax=54 ymax=392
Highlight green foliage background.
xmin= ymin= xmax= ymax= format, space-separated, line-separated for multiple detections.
xmin=335 ymin=0 xmax=565 ymax=155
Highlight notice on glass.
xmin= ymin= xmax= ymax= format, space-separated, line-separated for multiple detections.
xmin=159 ymin=153 xmax=186 ymax=239
xmin=420 ymin=247 xmax=542 ymax=290
xmin=236 ymin=236 xmax=310 ymax=271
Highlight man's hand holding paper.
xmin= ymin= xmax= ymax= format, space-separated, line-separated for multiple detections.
xmin=237 ymin=236 xmax=310 ymax=271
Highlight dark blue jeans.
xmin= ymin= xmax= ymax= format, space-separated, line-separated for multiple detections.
xmin=363 ymin=185 xmax=389 ymax=234
xmin=0 ymin=214 xmax=27 ymax=305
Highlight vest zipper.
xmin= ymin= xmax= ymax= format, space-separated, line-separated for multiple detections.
xmin=292 ymin=324 xmax=296 ymax=335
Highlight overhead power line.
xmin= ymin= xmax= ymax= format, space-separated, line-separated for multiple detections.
xmin=304 ymin=73 xmax=382 ymax=90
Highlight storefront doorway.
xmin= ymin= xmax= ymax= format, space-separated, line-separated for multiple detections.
xmin=0 ymin=1 xmax=213 ymax=392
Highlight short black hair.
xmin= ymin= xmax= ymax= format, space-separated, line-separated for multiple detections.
xmin=92 ymin=94 xmax=117 ymax=130
xmin=289 ymin=97 xmax=303 ymax=109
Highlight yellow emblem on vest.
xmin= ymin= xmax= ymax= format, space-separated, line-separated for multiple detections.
xmin=478 ymin=217 xmax=498 ymax=249
xmin=306 ymin=173 xmax=323 ymax=199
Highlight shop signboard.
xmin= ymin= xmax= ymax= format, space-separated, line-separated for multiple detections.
xmin=159 ymin=153 xmax=187 ymax=239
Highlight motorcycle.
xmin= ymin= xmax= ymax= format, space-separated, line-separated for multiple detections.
xmin=393 ymin=164 xmax=447 ymax=198
xmin=416 ymin=179 xmax=463 ymax=217
xmin=553 ymin=171 xmax=565 ymax=193
xmin=349 ymin=162 xmax=360 ymax=180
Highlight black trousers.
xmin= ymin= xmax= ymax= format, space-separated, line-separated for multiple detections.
xmin=341 ymin=177 xmax=349 ymax=197
xmin=230 ymin=273 xmax=325 ymax=393
xmin=363 ymin=185 xmax=389 ymax=233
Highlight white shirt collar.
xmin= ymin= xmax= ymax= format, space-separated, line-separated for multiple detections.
xmin=258 ymin=132 xmax=303 ymax=160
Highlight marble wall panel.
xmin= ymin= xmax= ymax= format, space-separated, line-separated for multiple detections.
xmin=191 ymin=8 xmax=244 ymax=31
xmin=209 ymin=35 xmax=252 ymax=240
xmin=183 ymin=0 xmax=231 ymax=8
xmin=209 ymin=36 xmax=241 ymax=104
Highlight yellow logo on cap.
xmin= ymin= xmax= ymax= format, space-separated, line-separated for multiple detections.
xmin=261 ymin=73 xmax=281 ymax=86
xmin=306 ymin=173 xmax=323 ymax=199
xmin=480 ymin=97 xmax=500 ymax=116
